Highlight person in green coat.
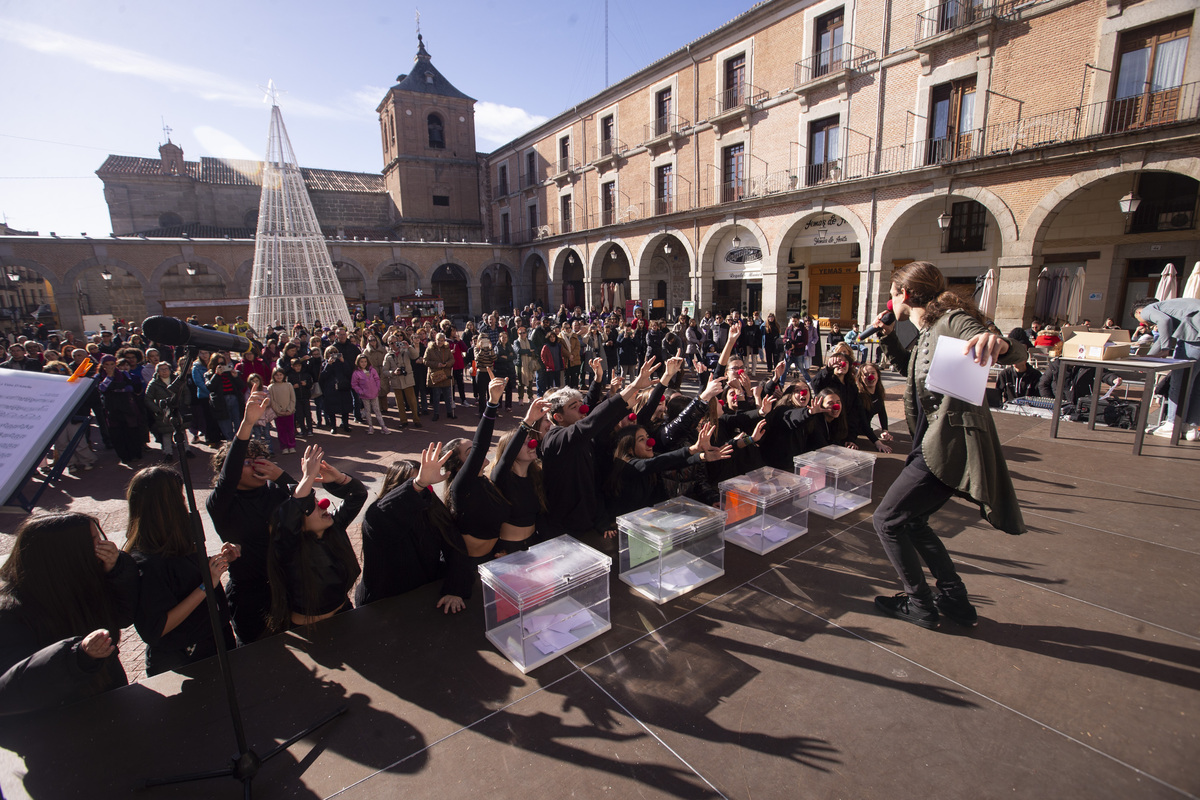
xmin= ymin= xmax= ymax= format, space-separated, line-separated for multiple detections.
xmin=871 ymin=261 xmax=1027 ymax=630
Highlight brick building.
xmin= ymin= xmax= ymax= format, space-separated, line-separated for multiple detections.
xmin=1 ymin=0 xmax=1198 ymax=334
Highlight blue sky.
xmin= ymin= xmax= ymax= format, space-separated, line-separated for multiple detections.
xmin=0 ymin=0 xmax=752 ymax=235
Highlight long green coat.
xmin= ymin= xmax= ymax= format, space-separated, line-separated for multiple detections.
xmin=881 ymin=310 xmax=1027 ymax=535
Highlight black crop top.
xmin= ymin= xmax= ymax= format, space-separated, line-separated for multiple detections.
xmin=492 ymin=425 xmax=539 ymax=527
xmin=450 ymin=403 xmax=512 ymax=539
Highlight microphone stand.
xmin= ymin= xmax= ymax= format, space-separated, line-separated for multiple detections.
xmin=145 ymin=353 xmax=347 ymax=796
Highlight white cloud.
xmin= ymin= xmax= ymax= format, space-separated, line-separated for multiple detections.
xmin=348 ymin=85 xmax=390 ymax=116
xmin=0 ymin=18 xmax=344 ymax=119
xmin=192 ymin=126 xmax=261 ymax=162
xmin=475 ymin=101 xmax=549 ymax=150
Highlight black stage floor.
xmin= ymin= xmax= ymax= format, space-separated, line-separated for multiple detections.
xmin=2 ymin=414 xmax=1198 ymax=799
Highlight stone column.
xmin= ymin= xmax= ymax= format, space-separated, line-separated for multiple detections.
xmin=466 ymin=282 xmax=481 ymax=319
xmin=995 ymin=256 xmax=1039 ymax=333
xmin=761 ymin=263 xmax=787 ymax=324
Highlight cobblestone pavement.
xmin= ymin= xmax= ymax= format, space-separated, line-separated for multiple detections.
xmin=0 ymin=371 xmax=907 ymax=683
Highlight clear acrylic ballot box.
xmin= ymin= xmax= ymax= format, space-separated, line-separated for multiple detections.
xmin=719 ymin=467 xmax=813 ymax=554
xmin=478 ymin=535 xmax=612 ymax=673
xmin=793 ymin=445 xmax=877 ymax=519
xmin=616 ymin=496 xmax=727 ymax=604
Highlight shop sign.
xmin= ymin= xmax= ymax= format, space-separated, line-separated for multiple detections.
xmin=794 ymin=214 xmax=855 ymax=247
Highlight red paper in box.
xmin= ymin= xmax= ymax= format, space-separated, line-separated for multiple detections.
xmin=492 ymin=566 xmax=559 ymax=622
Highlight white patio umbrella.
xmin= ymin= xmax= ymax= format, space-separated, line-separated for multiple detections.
xmin=1066 ymin=266 xmax=1086 ymax=325
xmin=1156 ymin=262 xmax=1178 ymax=301
xmin=1051 ymin=267 xmax=1071 ymax=323
xmin=1033 ymin=267 xmax=1051 ymax=320
xmin=978 ymin=268 xmax=997 ymax=320
xmin=1184 ymin=261 xmax=1200 ymax=300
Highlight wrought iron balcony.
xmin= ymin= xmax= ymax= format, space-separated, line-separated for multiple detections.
xmin=709 ymin=82 xmax=769 ymax=121
xmin=794 ymin=43 xmax=876 ymax=87
xmin=553 ymin=157 xmax=580 ymax=177
xmin=915 ymin=0 xmax=1010 ymax=44
xmin=643 ymin=114 xmax=689 ymax=145
xmin=590 ymin=139 xmax=628 ymax=165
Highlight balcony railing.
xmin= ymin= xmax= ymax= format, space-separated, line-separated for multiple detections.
xmin=488 ymin=83 xmax=1200 ymax=240
xmin=522 ymin=171 xmax=540 ymax=188
xmin=643 ymin=114 xmax=689 ymax=143
xmin=794 ymin=43 xmax=876 ymax=86
xmin=554 ymin=157 xmax=580 ymax=175
xmin=916 ymin=0 xmax=1010 ymax=43
xmin=591 ymin=139 xmax=628 ymax=163
xmin=710 ymin=82 xmax=769 ymax=119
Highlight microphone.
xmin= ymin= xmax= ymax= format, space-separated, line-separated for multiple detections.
xmin=142 ymin=316 xmax=251 ymax=352
xmin=860 ymin=301 xmax=896 ymax=341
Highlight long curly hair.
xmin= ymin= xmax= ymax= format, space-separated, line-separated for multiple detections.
xmin=891 ymin=260 xmax=986 ymax=326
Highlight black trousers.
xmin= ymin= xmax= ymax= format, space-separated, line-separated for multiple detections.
xmin=872 ymin=447 xmax=964 ymax=601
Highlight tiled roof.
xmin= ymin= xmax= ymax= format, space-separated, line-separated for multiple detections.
xmin=97 ymin=155 xmax=386 ymax=194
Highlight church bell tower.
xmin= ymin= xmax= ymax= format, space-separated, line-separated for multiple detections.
xmin=377 ymin=34 xmax=482 ymax=242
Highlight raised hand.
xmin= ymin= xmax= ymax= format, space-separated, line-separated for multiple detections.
xmin=416 ymin=441 xmax=453 ymax=488
xmin=488 ymin=375 xmax=507 ymax=404
xmin=242 ymin=390 xmax=272 ymax=425
xmin=318 ymin=459 xmax=346 ymax=485
xmin=699 ymin=375 xmax=727 ymax=402
xmin=523 ymin=398 xmax=550 ymax=427
xmin=752 ymin=418 xmax=768 ymax=442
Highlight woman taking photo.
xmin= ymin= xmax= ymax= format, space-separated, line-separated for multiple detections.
xmin=871 ymin=260 xmax=1026 ymax=629
xmin=319 ymin=346 xmax=354 ymax=434
xmin=266 ymin=445 xmax=367 ymax=631
xmin=205 ymin=352 xmax=247 ymax=442
xmin=0 ymin=513 xmax=138 ymax=715
xmin=124 ymin=467 xmax=239 ymax=675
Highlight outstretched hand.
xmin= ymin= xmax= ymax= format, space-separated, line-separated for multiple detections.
xmin=417 ymin=441 xmax=453 ymax=488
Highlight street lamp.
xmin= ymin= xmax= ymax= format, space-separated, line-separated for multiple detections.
xmin=936 ymin=212 xmax=953 ymax=230
xmin=185 ymin=265 xmax=198 ymax=276
xmin=100 ymin=268 xmax=114 ymax=281
xmin=663 ymin=240 xmax=672 ymax=254
xmin=1118 ymin=191 xmax=1141 ymax=215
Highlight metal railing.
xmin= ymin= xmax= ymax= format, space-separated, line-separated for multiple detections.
xmin=555 ymin=157 xmax=580 ymax=175
xmin=522 ymin=170 xmax=540 ymax=188
xmin=492 ymin=83 xmax=1200 ymax=240
xmin=591 ymin=139 xmax=628 ymax=162
xmin=643 ymin=114 xmax=690 ymax=142
xmin=915 ymin=0 xmax=1010 ymax=42
xmin=710 ymin=82 xmax=769 ymax=119
xmin=794 ymin=43 xmax=877 ymax=86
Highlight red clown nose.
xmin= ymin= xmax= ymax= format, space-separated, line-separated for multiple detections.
xmin=886 ymin=298 xmax=894 ymax=312
xmin=646 ymin=438 xmax=656 ymax=447
xmin=867 ymin=374 xmax=877 ymax=381
xmin=316 ymin=498 xmax=331 ymax=510
xmin=737 ymin=369 xmax=745 ymax=376
xmin=579 ymin=404 xmax=590 ymax=414
xmin=526 ymin=439 xmax=538 ymax=449
xmin=830 ymin=403 xmax=842 ymax=412
xmin=627 ymin=412 xmax=637 ymax=421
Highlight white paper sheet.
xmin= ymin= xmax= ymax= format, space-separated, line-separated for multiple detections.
xmin=531 ymin=628 xmax=579 ymax=654
xmin=925 ymin=335 xmax=990 ymax=406
xmin=626 ymin=571 xmax=657 ymax=587
xmin=811 ymin=490 xmax=866 ymax=512
xmin=660 ymin=565 xmax=702 ymax=590
xmin=762 ymin=525 xmax=792 ymax=543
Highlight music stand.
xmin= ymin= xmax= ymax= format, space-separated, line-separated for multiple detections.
xmin=144 ymin=365 xmax=347 ymax=796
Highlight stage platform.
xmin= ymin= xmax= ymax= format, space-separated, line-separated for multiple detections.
xmin=2 ymin=411 xmax=1199 ymax=799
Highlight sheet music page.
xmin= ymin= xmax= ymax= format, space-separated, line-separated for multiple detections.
xmin=0 ymin=371 xmax=93 ymax=506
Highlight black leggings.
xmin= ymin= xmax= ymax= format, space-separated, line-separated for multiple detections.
xmin=871 ymin=448 xmax=963 ymax=601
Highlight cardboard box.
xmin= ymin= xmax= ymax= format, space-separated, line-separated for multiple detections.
xmin=1063 ymin=330 xmax=1131 ymax=361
